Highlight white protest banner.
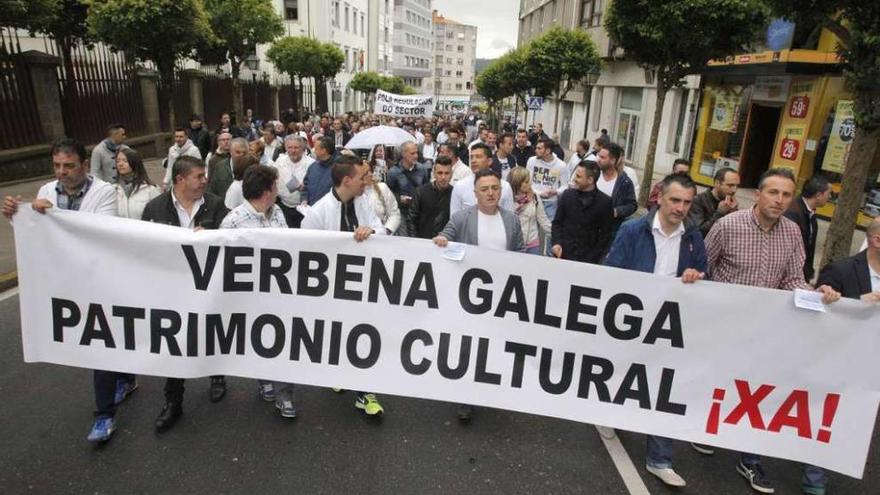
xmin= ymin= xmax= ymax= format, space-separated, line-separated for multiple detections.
xmin=13 ymin=207 xmax=880 ymax=478
xmin=373 ymin=89 xmax=434 ymax=117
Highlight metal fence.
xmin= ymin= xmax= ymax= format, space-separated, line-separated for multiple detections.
xmin=242 ymin=78 xmax=273 ymax=123
xmin=54 ymin=43 xmax=146 ymax=144
xmin=202 ymin=74 xmax=233 ymax=128
xmin=0 ymin=28 xmax=45 ymax=150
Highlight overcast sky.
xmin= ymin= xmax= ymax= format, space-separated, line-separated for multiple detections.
xmin=432 ymin=0 xmax=520 ymax=59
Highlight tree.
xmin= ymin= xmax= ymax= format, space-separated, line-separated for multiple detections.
xmin=314 ymin=42 xmax=344 ymax=113
xmin=493 ymin=47 xmax=548 ymax=129
xmin=87 ymin=0 xmax=214 ymax=131
xmin=527 ymin=27 xmax=601 ymax=138
xmin=476 ymin=63 xmax=508 ymax=130
xmin=606 ymin=0 xmax=768 ymax=206
xmin=349 ymin=71 xmax=385 ymax=107
xmin=764 ymin=1 xmax=880 ymax=265
xmin=266 ymin=36 xmax=318 ymax=116
xmin=8 ymin=1 xmax=91 ymax=102
xmin=378 ymin=75 xmax=406 ymax=95
xmin=202 ymin=0 xmax=283 ymax=120
xmin=268 ymin=37 xmax=342 ymax=115
xmin=401 ymin=85 xmax=418 ymax=96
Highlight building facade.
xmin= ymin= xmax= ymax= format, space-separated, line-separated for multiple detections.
xmin=368 ymin=0 xmax=395 ymax=77
xmin=392 ymin=0 xmax=434 ymax=92
xmin=431 ymin=10 xmax=478 ymax=111
xmin=517 ymin=0 xmax=700 ymax=178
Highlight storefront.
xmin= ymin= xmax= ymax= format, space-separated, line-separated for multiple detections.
xmin=689 ymin=46 xmax=880 ymax=227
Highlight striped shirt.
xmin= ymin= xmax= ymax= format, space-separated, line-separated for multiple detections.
xmin=220 ymin=201 xmax=287 ymax=229
xmin=705 ymin=207 xmax=809 ymax=291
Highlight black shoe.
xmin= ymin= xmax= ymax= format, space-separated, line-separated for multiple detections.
xmin=155 ymin=403 xmax=182 ymax=432
xmin=737 ymin=461 xmax=775 ymax=494
xmin=209 ymin=377 xmax=226 ymax=403
xmin=457 ymin=404 xmax=473 ymax=422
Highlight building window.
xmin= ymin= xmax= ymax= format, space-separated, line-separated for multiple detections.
xmin=455 ymin=83 xmax=462 ymax=90
xmin=384 ymin=27 xmax=388 ymax=43
xmin=436 ymin=55 xmax=443 ymax=64
xmin=446 ymin=57 xmax=452 ymax=64
xmin=333 ymin=1 xmax=340 ymax=27
xmin=361 ymin=15 xmax=365 ymax=37
xmin=352 ymin=9 xmax=357 ymax=34
xmin=455 ymin=70 xmax=462 ymax=77
xmin=581 ymin=0 xmax=604 ymax=28
xmin=466 ymin=81 xmax=472 ymax=90
xmin=591 ymin=87 xmax=603 ymax=132
xmin=456 ymin=58 xmax=463 ymax=65
xmin=457 ymin=45 xmax=463 ymax=52
xmin=284 ymin=0 xmax=298 ymax=20
xmin=670 ymin=89 xmax=690 ymax=154
xmin=344 ymin=5 xmax=350 ymax=31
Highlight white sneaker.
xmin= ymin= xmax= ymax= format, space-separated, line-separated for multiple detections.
xmin=646 ymin=465 xmax=686 ymax=487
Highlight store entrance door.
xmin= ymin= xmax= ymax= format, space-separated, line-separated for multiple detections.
xmin=740 ymin=104 xmax=782 ymax=188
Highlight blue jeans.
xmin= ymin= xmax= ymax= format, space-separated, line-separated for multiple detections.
xmin=525 ymin=245 xmax=542 ymax=255
xmin=646 ymin=435 xmax=673 ymax=469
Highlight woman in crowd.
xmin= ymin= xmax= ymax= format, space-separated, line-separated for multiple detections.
xmin=363 ymin=157 xmax=401 ymax=235
xmin=115 ymin=147 xmax=161 ymax=220
xmin=225 ymin=154 xmax=260 ymax=209
xmin=420 ymin=130 xmax=437 ymax=167
xmin=508 ymin=167 xmax=552 ymax=255
xmin=370 ymin=144 xmax=389 ymax=183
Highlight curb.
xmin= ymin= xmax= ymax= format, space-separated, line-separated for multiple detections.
xmin=0 ymin=271 xmax=17 ymax=293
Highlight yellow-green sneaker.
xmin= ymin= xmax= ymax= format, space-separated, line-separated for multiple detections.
xmin=355 ymin=393 xmax=384 ymax=416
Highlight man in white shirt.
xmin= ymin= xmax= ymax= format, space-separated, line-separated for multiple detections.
xmin=272 ymin=135 xmax=314 ymax=227
xmin=438 ymin=142 xmax=473 ymax=186
xmin=2 ymin=138 xmax=119 ymax=443
xmin=164 ymin=127 xmax=203 ymax=188
xmin=450 ymin=143 xmax=514 ymax=215
xmin=301 ymin=154 xmax=387 ymax=417
xmin=526 ymin=138 xmax=569 ymax=221
xmin=567 ymin=139 xmax=590 ymax=184
xmin=468 ymin=127 xmax=489 ymax=150
xmin=604 ymin=174 xmax=706 ymax=488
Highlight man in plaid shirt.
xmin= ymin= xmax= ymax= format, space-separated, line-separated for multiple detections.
xmin=704 ymin=167 xmax=840 ymax=495
xmin=220 ymin=165 xmax=297 ymax=418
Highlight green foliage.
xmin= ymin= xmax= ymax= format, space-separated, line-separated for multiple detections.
xmin=379 ymin=75 xmax=406 ymax=94
xmin=0 ymin=0 xmax=57 ymax=30
xmin=86 ymin=0 xmax=213 ymax=70
xmin=200 ymin=0 xmax=283 ymax=68
xmin=401 ymin=85 xmax=418 ymax=95
xmin=348 ymin=72 xmax=384 ymax=94
xmin=527 ymin=26 xmax=600 ymax=99
xmin=266 ymin=36 xmax=342 ymax=80
xmin=605 ymin=0 xmax=768 ymax=91
xmin=476 ymin=63 xmax=506 ymax=103
xmin=765 ymin=0 xmax=880 ymax=130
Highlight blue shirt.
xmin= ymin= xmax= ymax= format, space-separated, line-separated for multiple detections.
xmin=303 ymin=156 xmax=335 ymax=206
xmin=54 ymin=177 xmax=93 ymax=211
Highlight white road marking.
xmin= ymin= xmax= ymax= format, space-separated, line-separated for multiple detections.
xmin=595 ymin=426 xmax=651 ymax=495
xmin=0 ymin=287 xmax=19 ymax=303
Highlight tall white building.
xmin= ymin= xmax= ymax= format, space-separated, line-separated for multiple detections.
xmin=369 ymin=0 xmax=395 ymax=76
xmin=259 ymin=0 xmax=375 ymax=113
xmin=430 ymin=10 xmax=477 ymax=110
xmin=392 ymin=0 xmax=433 ymax=92
xmin=517 ymin=0 xmax=700 ymax=175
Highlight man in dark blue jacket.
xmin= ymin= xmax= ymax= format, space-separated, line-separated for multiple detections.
xmin=303 ymin=137 xmax=337 ymax=205
xmin=603 ymin=173 xmax=705 ymax=489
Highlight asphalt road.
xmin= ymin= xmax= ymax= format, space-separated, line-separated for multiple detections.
xmin=0 ymin=289 xmax=878 ymax=495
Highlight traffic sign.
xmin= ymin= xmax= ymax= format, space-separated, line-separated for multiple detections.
xmin=527 ymin=96 xmax=543 ymax=111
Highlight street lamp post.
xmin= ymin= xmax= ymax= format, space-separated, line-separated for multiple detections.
xmin=244 ymin=54 xmax=260 ymax=120
xmin=582 ymin=67 xmax=601 ymax=140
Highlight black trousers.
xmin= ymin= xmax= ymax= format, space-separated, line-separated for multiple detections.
xmin=164 ymin=376 xmax=223 ymax=404
xmin=93 ymin=370 xmax=134 ymax=418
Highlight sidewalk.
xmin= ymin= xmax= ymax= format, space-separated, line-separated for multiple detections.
xmin=0 ymin=158 xmax=166 ymax=291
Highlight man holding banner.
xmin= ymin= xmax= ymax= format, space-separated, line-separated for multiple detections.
xmin=705 ymin=168 xmax=840 ymax=494
xmin=2 ymin=138 xmax=122 ymax=443
xmin=302 ymin=154 xmax=387 ymax=416
xmin=605 ymin=173 xmax=706 ymax=487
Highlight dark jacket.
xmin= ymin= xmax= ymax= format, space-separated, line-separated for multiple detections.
xmin=604 ymin=210 xmax=707 ymax=276
xmin=816 ymin=250 xmax=873 ymax=299
xmin=325 ymin=129 xmax=351 ymax=148
xmin=784 ymin=196 xmax=818 ymax=281
xmin=141 ymin=190 xmax=228 ymax=230
xmin=409 ymin=181 xmax=452 ymax=239
xmin=303 ymin=155 xmax=335 ymax=205
xmin=387 ymin=162 xmax=431 ymax=200
xmin=491 ymin=154 xmax=516 ymax=177
xmin=551 ymin=188 xmax=614 ymax=263
xmin=688 ymin=189 xmax=726 ymax=238
xmin=211 ymin=126 xmax=245 ymax=150
xmin=608 ymin=172 xmax=638 ymax=235
xmin=512 ymin=144 xmax=534 ymax=168
xmin=207 ymin=156 xmax=234 ymax=198
xmin=187 ymin=126 xmax=211 ymax=160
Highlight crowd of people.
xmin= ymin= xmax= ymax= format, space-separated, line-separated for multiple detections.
xmin=3 ymin=107 xmax=878 ymax=495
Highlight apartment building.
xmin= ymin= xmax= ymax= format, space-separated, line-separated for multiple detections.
xmin=430 ymin=10 xmax=478 ymax=111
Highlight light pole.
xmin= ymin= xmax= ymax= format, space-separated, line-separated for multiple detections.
xmin=244 ymin=54 xmax=260 ymax=120
xmin=581 ymin=67 xmax=601 ymax=140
